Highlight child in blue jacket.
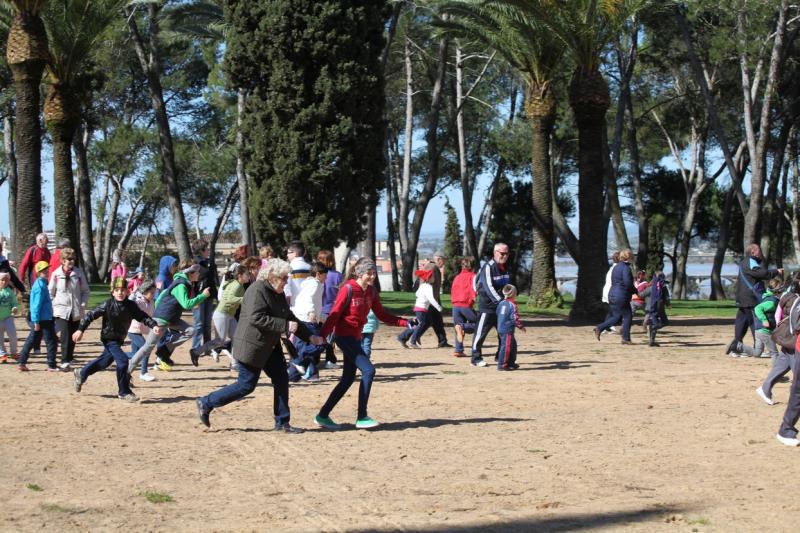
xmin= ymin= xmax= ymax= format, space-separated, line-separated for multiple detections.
xmin=497 ymin=284 xmax=525 ymax=371
xmin=18 ymin=261 xmax=59 ymax=371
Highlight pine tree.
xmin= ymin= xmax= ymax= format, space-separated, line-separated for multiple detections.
xmin=442 ymin=200 xmax=463 ymax=290
xmin=225 ymin=0 xmax=388 ymax=250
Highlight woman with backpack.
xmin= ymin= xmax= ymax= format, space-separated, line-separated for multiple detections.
xmin=770 ymin=273 xmax=800 ymax=446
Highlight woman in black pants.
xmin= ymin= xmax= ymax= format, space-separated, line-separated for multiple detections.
xmin=594 ymin=249 xmax=636 ymax=345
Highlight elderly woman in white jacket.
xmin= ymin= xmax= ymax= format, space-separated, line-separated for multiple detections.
xmin=48 ymin=248 xmax=89 ymax=369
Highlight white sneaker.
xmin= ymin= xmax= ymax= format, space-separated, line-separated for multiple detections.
xmin=59 ymin=362 xmax=71 ymax=371
xmin=139 ymin=373 xmax=156 ymax=382
xmin=323 ymin=361 xmax=339 ymax=370
xmin=472 ymin=359 xmax=487 ymax=367
xmin=756 ymin=387 xmax=774 ymax=405
xmin=776 ymin=433 xmax=800 ymax=446
xmin=210 ymin=349 xmax=220 ymax=363
xmin=291 ymin=362 xmax=306 ymax=375
xmin=220 ymin=349 xmax=232 ymax=360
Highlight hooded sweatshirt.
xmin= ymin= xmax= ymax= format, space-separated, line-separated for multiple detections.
xmin=153 ymin=271 xmax=208 ymax=325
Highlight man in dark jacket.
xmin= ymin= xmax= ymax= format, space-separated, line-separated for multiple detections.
xmin=471 ymin=243 xmax=512 ymax=367
xmin=71 ymin=277 xmax=161 ymax=402
xmin=196 ymin=259 xmax=323 ymax=432
xmin=727 ymin=244 xmax=782 ymax=355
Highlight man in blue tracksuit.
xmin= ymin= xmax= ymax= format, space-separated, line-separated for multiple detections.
xmin=471 ymin=243 xmax=511 ymax=367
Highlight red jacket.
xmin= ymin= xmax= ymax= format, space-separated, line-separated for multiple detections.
xmin=450 ymin=269 xmax=476 ymax=308
xmin=49 ymin=248 xmax=62 ymax=282
xmin=321 ymin=279 xmax=407 ymax=339
xmin=19 ymin=245 xmax=51 ymax=287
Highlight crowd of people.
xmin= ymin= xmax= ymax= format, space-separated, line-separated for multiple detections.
xmin=2 ymin=233 xmax=800 ymax=446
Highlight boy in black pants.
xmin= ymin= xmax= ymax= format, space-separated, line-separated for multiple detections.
xmin=72 ymin=277 xmax=162 ymax=402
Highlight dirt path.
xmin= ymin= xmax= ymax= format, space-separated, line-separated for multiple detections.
xmin=1 ymin=316 xmax=798 ymax=532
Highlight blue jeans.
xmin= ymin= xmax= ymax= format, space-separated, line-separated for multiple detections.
xmin=361 ymin=333 xmax=374 ymax=358
xmin=319 ymin=336 xmax=375 ymax=420
xmin=79 ymin=340 xmax=132 ymax=396
xmin=288 ymin=322 xmax=323 ymax=380
xmin=200 ymin=343 xmax=291 ymax=425
xmin=398 ymin=310 xmax=430 ymax=345
xmin=18 ymin=320 xmax=58 ymax=368
xmin=192 ymin=299 xmax=214 ymax=351
xmin=127 ymin=333 xmax=148 ymax=375
xmin=597 ymin=299 xmax=632 ymax=341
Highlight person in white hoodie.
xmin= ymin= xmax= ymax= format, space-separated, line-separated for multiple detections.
xmin=284 ymin=241 xmax=312 ymax=307
xmin=397 ymin=269 xmax=443 ymax=348
xmin=48 ymin=248 xmax=89 ymax=369
xmin=289 ymin=262 xmax=327 ymax=381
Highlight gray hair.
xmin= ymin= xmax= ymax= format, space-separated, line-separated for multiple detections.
xmin=58 ymin=238 xmax=71 ymax=248
xmin=257 ymin=258 xmax=291 ymax=282
xmin=353 ymin=258 xmax=376 ymax=277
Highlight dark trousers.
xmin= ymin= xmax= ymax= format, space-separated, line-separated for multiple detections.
xmin=428 ymin=306 xmax=448 ymax=345
xmin=452 ymin=307 xmax=477 ymax=354
xmin=192 ymin=299 xmax=214 ymax=350
xmin=319 ymin=336 xmax=375 ymax=420
xmin=497 ymin=333 xmax=517 ymax=369
xmin=25 ymin=317 xmax=41 ymax=352
xmin=18 ymin=320 xmax=58 ymax=368
xmin=779 ymin=352 xmax=800 ymax=438
xmin=734 ymin=306 xmax=756 ymax=342
xmin=471 ymin=311 xmax=498 ymax=362
xmin=55 ymin=317 xmax=80 ymax=363
xmin=597 ymin=300 xmax=632 ymax=341
xmin=79 ymin=340 xmax=132 ymax=396
xmin=398 ymin=310 xmax=430 ymax=345
xmin=200 ymin=344 xmax=291 ymax=425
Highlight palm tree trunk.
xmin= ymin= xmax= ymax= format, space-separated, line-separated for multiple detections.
xmin=126 ymin=5 xmax=192 ymax=261
xmin=568 ymin=67 xmax=611 ymax=322
xmin=74 ymin=124 xmax=99 ymax=281
xmin=44 ymin=83 xmax=81 ymax=265
xmin=3 ymin=110 xmax=18 ymax=259
xmin=7 ymin=12 xmax=48 ymax=264
xmin=526 ymin=83 xmax=559 ymax=307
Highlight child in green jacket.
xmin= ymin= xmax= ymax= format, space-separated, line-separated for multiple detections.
xmin=732 ymin=277 xmax=782 ymax=358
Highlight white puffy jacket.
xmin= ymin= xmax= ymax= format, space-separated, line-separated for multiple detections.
xmin=49 ymin=266 xmax=90 ymax=321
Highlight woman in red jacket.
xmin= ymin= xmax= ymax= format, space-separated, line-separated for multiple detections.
xmin=314 ymin=258 xmax=413 ymax=430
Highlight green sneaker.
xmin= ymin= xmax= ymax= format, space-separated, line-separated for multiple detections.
xmin=314 ymin=415 xmax=341 ymax=430
xmin=355 ymin=417 xmax=379 ymax=429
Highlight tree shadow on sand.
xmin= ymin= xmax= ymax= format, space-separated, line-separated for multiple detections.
xmin=349 ymin=505 xmax=689 ymax=532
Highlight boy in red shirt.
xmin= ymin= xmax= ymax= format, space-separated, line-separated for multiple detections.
xmin=450 ymin=256 xmax=477 ymax=357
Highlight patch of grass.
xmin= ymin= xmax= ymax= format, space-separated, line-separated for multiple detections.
xmin=40 ymin=503 xmax=71 ymax=513
xmin=26 ymin=483 xmax=43 ymax=492
xmin=141 ymin=491 xmax=174 ymax=504
xmin=688 ymin=517 xmax=711 ymax=526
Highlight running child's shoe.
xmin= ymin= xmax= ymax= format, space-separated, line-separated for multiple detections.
xmin=355 ymin=417 xmax=379 ymax=429
xmin=314 ymin=415 xmax=341 ymax=430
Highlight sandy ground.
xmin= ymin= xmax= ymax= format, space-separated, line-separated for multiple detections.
xmin=1 ymin=314 xmax=799 ymax=532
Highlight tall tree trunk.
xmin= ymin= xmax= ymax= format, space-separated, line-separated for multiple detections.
xmin=454 ymin=46 xmax=478 ymax=258
xmin=7 ymin=11 xmax=48 ymax=265
xmin=210 ymin=181 xmax=239 ymax=260
xmin=710 ymin=185 xmax=736 ymax=300
xmin=139 ymin=224 xmax=151 ymax=270
xmin=4 ymin=110 xmax=18 ymax=259
xmin=99 ymin=178 xmax=122 ymax=281
xmin=126 ymin=5 xmax=191 ymax=261
xmin=790 ymin=140 xmax=800 ymax=263
xmin=526 ymin=82 xmax=559 ymax=307
xmin=400 ymin=34 xmax=449 ymax=290
xmin=235 ymin=88 xmax=254 ymax=250
xmin=95 ymin=173 xmax=110 ymax=261
xmin=396 ymin=38 xmax=413 ymax=272
xmin=740 ymin=1 xmax=788 ymax=249
xmin=44 ymin=82 xmax=81 ymax=265
xmin=776 ymin=158 xmax=789 ymax=268
xmin=74 ymin=124 xmax=99 ymax=281
xmin=568 ymin=67 xmax=611 ymax=322
xmin=760 ymin=122 xmax=791 ymax=261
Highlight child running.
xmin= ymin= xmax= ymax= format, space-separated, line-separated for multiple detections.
xmin=17 ymin=261 xmax=58 ymax=372
xmin=72 ymin=277 xmax=161 ymax=402
xmin=0 ymin=272 xmax=19 ymax=363
xmin=730 ymin=277 xmax=781 ymax=359
xmin=450 ymin=256 xmax=477 ymax=357
xmin=496 ymin=284 xmax=525 ymax=371
xmin=289 ymin=261 xmax=327 ymax=382
xmin=756 ymin=275 xmax=798 ymax=406
xmin=314 ymin=258 xmax=413 ymax=430
xmin=641 ymin=271 xmax=671 ymax=347
xmin=127 ymin=280 xmax=157 ymax=381
xmin=396 ymin=268 xmax=441 ymax=349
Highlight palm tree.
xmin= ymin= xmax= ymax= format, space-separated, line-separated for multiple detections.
xmin=502 ymin=0 xmax=646 ymax=321
xmin=41 ymin=0 xmax=126 ymax=263
xmin=4 ymin=0 xmax=48 ymax=264
xmin=436 ymin=0 xmax=564 ymax=307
